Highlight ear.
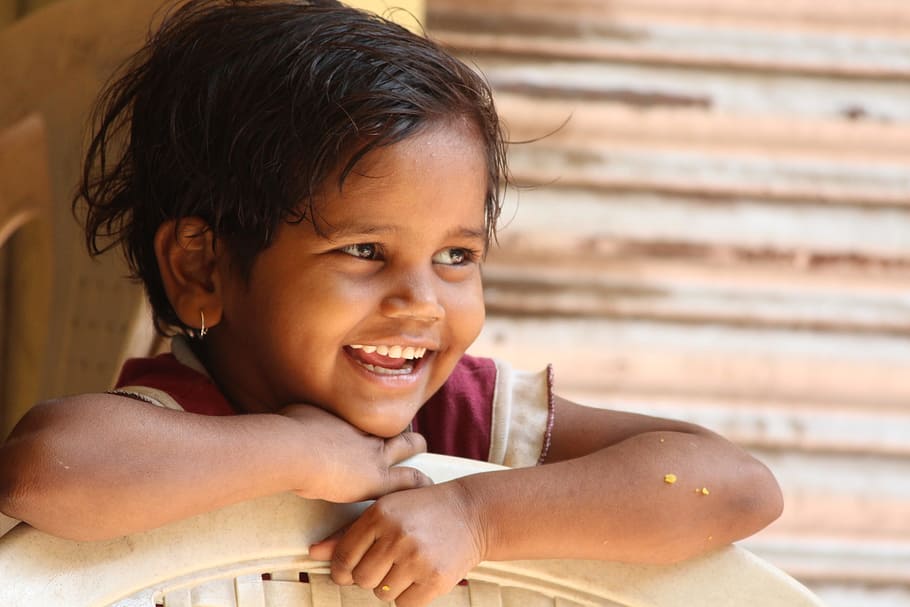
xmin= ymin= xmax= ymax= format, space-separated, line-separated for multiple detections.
xmin=154 ymin=218 xmax=224 ymax=334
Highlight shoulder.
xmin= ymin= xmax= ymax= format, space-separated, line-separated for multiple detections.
xmin=440 ymin=354 xmax=499 ymax=399
xmin=116 ymin=352 xmax=199 ymax=391
xmin=114 ymin=339 xmax=235 ymax=415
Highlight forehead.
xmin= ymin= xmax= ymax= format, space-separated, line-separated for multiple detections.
xmin=315 ymin=120 xmax=488 ymax=231
xmin=345 ymin=119 xmax=485 ymax=187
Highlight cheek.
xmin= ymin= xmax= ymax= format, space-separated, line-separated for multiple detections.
xmin=451 ymin=279 xmax=486 ymax=343
xmin=270 ymin=268 xmax=365 ymax=322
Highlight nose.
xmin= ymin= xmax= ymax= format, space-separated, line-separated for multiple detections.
xmin=380 ymin=268 xmax=445 ymax=322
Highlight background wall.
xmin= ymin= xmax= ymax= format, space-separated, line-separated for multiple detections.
xmin=429 ymin=1 xmax=910 ymax=607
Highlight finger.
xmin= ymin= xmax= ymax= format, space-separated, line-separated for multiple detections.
xmin=381 ymin=433 xmax=432 ymax=494
xmin=326 ymin=522 xmax=377 ymax=586
xmin=349 ymin=541 xmax=395 ymax=590
xmin=392 ymin=582 xmax=441 ymax=607
xmin=383 ymin=431 xmax=427 ymax=464
xmin=383 ymin=464 xmax=433 ymax=495
xmin=308 ymin=528 xmax=346 ymax=561
xmin=373 ymin=564 xmax=415 ymax=602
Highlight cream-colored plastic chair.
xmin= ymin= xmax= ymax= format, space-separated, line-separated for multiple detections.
xmin=0 ymin=114 xmax=54 ymax=439
xmin=0 ymin=453 xmax=824 ymax=607
xmin=0 ymin=0 xmax=168 ymax=439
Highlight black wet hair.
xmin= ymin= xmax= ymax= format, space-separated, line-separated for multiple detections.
xmin=76 ymin=0 xmax=507 ymax=334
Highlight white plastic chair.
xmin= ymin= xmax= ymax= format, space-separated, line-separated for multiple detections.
xmin=0 ymin=114 xmax=54 ymax=439
xmin=0 ymin=0 xmax=167 ymax=438
xmin=0 ymin=453 xmax=824 ymax=607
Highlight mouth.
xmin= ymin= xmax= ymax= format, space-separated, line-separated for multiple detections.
xmin=345 ymin=343 xmax=432 ymax=377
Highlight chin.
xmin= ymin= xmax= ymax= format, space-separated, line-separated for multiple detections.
xmin=370 ymin=421 xmax=414 ymax=439
xmin=357 ymin=400 xmax=425 ymax=439
xmin=356 ymin=411 xmax=416 ymax=438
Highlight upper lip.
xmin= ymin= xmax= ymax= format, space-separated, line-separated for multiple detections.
xmin=346 ymin=344 xmax=433 ymax=356
xmin=345 ymin=338 xmax=438 ymax=350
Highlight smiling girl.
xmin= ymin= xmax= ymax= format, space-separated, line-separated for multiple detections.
xmin=0 ymin=2 xmax=782 ymax=606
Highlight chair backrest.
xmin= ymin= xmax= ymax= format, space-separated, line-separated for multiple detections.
xmin=0 ymin=453 xmax=825 ymax=607
xmin=0 ymin=0 xmax=166 ymax=438
xmin=0 ymin=114 xmax=54 ymax=437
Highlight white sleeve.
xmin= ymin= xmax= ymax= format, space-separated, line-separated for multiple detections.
xmin=487 ymin=358 xmax=554 ymax=468
xmin=109 ymin=386 xmax=185 ymax=411
xmin=108 ymin=335 xmax=203 ymax=411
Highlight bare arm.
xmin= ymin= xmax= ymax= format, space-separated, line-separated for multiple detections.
xmin=312 ymin=396 xmax=782 ymax=607
xmin=0 ymin=393 xmax=429 ymax=541
xmin=462 ymin=396 xmax=782 ymax=563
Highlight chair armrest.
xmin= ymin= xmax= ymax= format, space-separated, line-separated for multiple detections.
xmin=0 ymin=512 xmax=18 ymax=539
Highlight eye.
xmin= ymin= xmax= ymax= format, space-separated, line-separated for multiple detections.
xmin=340 ymin=243 xmax=382 ymax=260
xmin=432 ymin=247 xmax=475 ymax=266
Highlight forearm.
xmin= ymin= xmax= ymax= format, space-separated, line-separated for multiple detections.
xmin=0 ymin=394 xmax=303 ymax=540
xmin=461 ymin=430 xmax=782 ymax=564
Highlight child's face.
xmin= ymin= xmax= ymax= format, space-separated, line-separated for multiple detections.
xmin=206 ymin=120 xmax=488 ymax=437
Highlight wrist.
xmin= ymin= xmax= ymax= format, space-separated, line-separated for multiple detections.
xmin=451 ymin=475 xmax=493 ymax=564
xmin=246 ymin=412 xmax=326 ymax=497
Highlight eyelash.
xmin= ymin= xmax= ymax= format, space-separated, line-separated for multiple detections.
xmin=338 ymin=243 xmax=481 ymax=266
xmin=435 ymin=247 xmax=481 ymax=266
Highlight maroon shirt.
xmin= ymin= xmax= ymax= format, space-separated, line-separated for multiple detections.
xmin=116 ymin=353 xmax=498 ymax=461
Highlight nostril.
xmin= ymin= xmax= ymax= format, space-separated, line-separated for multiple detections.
xmin=380 ymin=295 xmax=444 ymax=322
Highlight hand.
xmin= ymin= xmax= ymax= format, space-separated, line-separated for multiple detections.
xmin=278 ymin=404 xmax=432 ymax=503
xmin=309 ymin=480 xmax=486 ymax=607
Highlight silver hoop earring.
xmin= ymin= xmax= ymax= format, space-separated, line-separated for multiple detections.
xmin=198 ymin=310 xmax=208 ymax=339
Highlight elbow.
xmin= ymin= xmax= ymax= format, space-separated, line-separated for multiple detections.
xmin=730 ymin=458 xmax=784 ymax=540
xmin=0 ymin=444 xmax=99 ymax=542
xmin=691 ymin=428 xmax=784 ymax=539
xmin=0 ymin=401 xmax=67 ymax=522
xmin=759 ymin=466 xmax=784 ymax=525
xmin=654 ymin=469 xmax=782 ymax=566
xmin=0 ymin=427 xmax=79 ymax=540
xmin=0 ymin=403 xmax=118 ymax=542
xmin=0 ymin=477 xmax=22 ymax=522
xmin=1 ymin=407 xmax=57 ymax=521
xmin=0 ymin=442 xmax=41 ymax=524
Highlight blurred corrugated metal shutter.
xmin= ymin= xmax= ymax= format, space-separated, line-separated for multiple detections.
xmin=428 ymin=1 xmax=910 ymax=606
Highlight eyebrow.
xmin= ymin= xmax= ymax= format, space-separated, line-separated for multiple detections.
xmin=324 ymin=222 xmax=487 ymax=242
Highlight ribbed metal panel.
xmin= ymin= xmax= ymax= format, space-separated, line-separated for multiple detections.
xmin=427 ymin=2 xmax=910 ymax=606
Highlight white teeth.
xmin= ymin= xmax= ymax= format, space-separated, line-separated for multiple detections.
xmin=359 ymin=361 xmax=415 ymax=376
xmin=348 ymin=344 xmax=428 ymax=360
